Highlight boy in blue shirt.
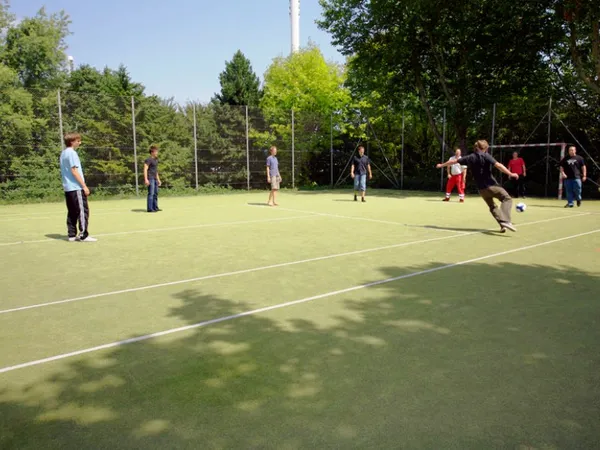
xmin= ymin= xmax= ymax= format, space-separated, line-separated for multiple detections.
xmin=60 ymin=133 xmax=96 ymax=242
xmin=266 ymin=146 xmax=282 ymax=206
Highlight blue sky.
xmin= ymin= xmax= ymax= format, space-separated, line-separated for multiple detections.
xmin=12 ymin=0 xmax=345 ymax=102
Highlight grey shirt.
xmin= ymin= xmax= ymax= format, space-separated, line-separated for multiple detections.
xmin=266 ymin=155 xmax=279 ymax=177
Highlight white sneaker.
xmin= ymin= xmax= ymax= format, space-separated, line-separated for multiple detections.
xmin=68 ymin=236 xmax=79 ymax=242
xmin=500 ymin=222 xmax=517 ymax=232
xmin=80 ymin=236 xmax=98 ymax=242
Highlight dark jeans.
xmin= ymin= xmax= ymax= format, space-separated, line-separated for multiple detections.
xmin=514 ymin=177 xmax=526 ymax=198
xmin=65 ymin=190 xmax=89 ymax=239
xmin=147 ymin=178 xmax=159 ymax=212
xmin=479 ymin=185 xmax=513 ymax=225
xmin=564 ymin=178 xmax=582 ymax=205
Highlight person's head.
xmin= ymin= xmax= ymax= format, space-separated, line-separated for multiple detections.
xmin=149 ymin=145 xmax=159 ymax=158
xmin=455 ymin=148 xmax=461 ymax=158
xmin=270 ymin=146 xmax=277 ymax=156
xmin=512 ymin=151 xmax=519 ymax=159
xmin=474 ymin=139 xmax=489 ymax=153
xmin=64 ymin=132 xmax=82 ymax=149
xmin=358 ymin=145 xmax=365 ymax=156
xmin=568 ymin=146 xmax=576 ymax=157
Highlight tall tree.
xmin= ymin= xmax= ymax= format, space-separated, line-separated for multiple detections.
xmin=213 ymin=50 xmax=261 ymax=106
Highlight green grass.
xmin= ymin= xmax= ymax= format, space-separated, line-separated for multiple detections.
xmin=1 ymin=189 xmax=599 ymax=449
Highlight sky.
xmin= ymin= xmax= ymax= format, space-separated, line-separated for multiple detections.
xmin=12 ymin=0 xmax=345 ymax=103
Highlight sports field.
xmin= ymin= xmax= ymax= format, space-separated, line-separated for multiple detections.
xmin=1 ymin=190 xmax=599 ymax=449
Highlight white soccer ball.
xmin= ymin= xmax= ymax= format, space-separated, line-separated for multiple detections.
xmin=516 ymin=202 xmax=526 ymax=212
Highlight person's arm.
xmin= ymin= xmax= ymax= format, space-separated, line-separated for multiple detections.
xmin=495 ymin=162 xmax=518 ymax=179
xmin=68 ymin=153 xmax=90 ymax=196
xmin=156 ymin=167 xmax=161 ymax=186
xmin=462 ymin=167 xmax=467 ymax=187
xmin=266 ymin=164 xmax=271 ymax=182
xmin=368 ymin=163 xmax=373 ymax=179
xmin=581 ymin=160 xmax=587 ymax=182
xmin=447 ymin=164 xmax=451 ymax=178
xmin=559 ymin=160 xmax=567 ymax=179
xmin=144 ymin=163 xmax=149 ymax=186
xmin=350 ymin=162 xmax=355 ymax=179
xmin=522 ymin=159 xmax=526 ymax=177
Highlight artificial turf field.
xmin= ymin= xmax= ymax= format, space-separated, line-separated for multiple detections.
xmin=0 ymin=189 xmax=599 ymax=449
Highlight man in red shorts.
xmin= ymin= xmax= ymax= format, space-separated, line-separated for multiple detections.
xmin=507 ymin=151 xmax=526 ymax=198
xmin=443 ymin=148 xmax=467 ymax=202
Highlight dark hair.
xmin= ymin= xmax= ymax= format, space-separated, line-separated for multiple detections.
xmin=64 ymin=132 xmax=81 ymax=147
xmin=149 ymin=145 xmax=158 ymax=154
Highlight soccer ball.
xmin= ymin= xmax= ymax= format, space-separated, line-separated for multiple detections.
xmin=516 ymin=202 xmax=526 ymax=212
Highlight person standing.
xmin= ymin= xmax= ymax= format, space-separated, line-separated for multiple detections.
xmin=60 ymin=132 xmax=97 ymax=242
xmin=560 ymin=146 xmax=587 ymax=208
xmin=144 ymin=145 xmax=162 ymax=212
xmin=266 ymin=146 xmax=282 ymax=206
xmin=350 ymin=145 xmax=373 ymax=202
xmin=437 ymin=140 xmax=519 ymax=232
xmin=443 ymin=148 xmax=466 ymax=202
xmin=507 ymin=151 xmax=527 ymax=198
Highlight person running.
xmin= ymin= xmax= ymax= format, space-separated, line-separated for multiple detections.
xmin=60 ymin=132 xmax=97 ymax=242
xmin=560 ymin=146 xmax=587 ymax=208
xmin=507 ymin=151 xmax=527 ymax=198
xmin=443 ymin=148 xmax=466 ymax=202
xmin=351 ymin=145 xmax=372 ymax=202
xmin=144 ymin=145 xmax=162 ymax=212
xmin=437 ymin=139 xmax=519 ymax=232
xmin=266 ymin=146 xmax=282 ymax=206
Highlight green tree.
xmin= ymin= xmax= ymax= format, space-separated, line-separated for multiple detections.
xmin=213 ymin=50 xmax=261 ymax=107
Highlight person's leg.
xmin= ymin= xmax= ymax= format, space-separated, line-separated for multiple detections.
xmin=519 ymin=178 xmax=526 ymax=198
xmin=360 ymin=174 xmax=367 ymax=201
xmin=565 ymin=179 xmax=574 ymax=206
xmin=147 ymin=179 xmax=155 ymax=212
xmin=65 ymin=191 xmax=79 ymax=240
xmin=445 ymin=175 xmax=455 ymax=200
xmin=490 ymin=185 xmax=513 ymax=225
xmin=76 ymin=189 xmax=89 ymax=240
xmin=354 ymin=176 xmax=360 ymax=201
xmin=153 ymin=179 xmax=159 ymax=211
xmin=480 ymin=188 xmax=503 ymax=224
xmin=457 ymin=175 xmax=465 ymax=202
xmin=273 ymin=176 xmax=280 ymax=205
xmin=574 ymin=178 xmax=582 ymax=205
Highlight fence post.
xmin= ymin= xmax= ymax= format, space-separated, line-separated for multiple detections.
xmin=440 ymin=108 xmax=447 ymax=191
xmin=330 ymin=111 xmax=334 ymax=188
xmin=291 ymin=108 xmax=295 ymax=189
xmin=490 ymin=103 xmax=496 ymax=159
xmin=246 ymin=106 xmax=250 ymax=191
xmin=57 ymin=89 xmax=64 ymax=149
xmin=401 ymin=109 xmax=405 ymax=190
xmin=558 ymin=142 xmax=566 ymax=200
xmin=131 ymin=96 xmax=139 ymax=196
xmin=545 ymin=97 xmax=552 ymax=198
xmin=193 ymin=103 xmax=199 ymax=190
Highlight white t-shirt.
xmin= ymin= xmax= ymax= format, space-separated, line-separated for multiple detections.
xmin=448 ymin=157 xmax=464 ymax=176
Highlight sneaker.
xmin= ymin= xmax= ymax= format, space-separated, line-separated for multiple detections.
xmin=80 ymin=236 xmax=98 ymax=242
xmin=577 ymin=200 xmax=581 ymax=207
xmin=155 ymin=208 xmax=163 ymax=212
xmin=354 ymin=195 xmax=358 ymax=201
xmin=500 ymin=222 xmax=517 ymax=232
xmin=443 ymin=197 xmax=450 ymax=202
xmin=499 ymin=227 xmax=507 ymax=233
xmin=68 ymin=236 xmax=79 ymax=242
xmin=361 ymin=198 xmax=366 ymax=203
xmin=564 ymin=203 xmax=574 ymax=208
xmin=459 ymin=199 xmax=464 ymax=203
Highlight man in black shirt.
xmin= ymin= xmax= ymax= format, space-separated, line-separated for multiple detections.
xmin=437 ymin=140 xmax=519 ymax=232
xmin=351 ymin=145 xmax=373 ymax=202
xmin=144 ymin=145 xmax=162 ymax=212
xmin=560 ymin=146 xmax=587 ymax=208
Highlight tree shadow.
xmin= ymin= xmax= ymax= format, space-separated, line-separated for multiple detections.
xmin=1 ymin=261 xmax=599 ymax=449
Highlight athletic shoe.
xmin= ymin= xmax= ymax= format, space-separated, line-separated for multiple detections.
xmin=459 ymin=199 xmax=464 ymax=203
xmin=362 ymin=198 xmax=366 ymax=203
xmin=564 ymin=204 xmax=574 ymax=208
xmin=80 ymin=236 xmax=98 ymax=242
xmin=500 ymin=222 xmax=517 ymax=232
xmin=68 ymin=236 xmax=79 ymax=242
xmin=154 ymin=208 xmax=163 ymax=212
xmin=577 ymin=200 xmax=581 ymax=207
xmin=443 ymin=198 xmax=449 ymax=202
xmin=499 ymin=227 xmax=506 ymax=233
xmin=354 ymin=195 xmax=357 ymax=201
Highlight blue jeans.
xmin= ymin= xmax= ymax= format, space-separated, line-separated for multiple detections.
xmin=147 ymin=178 xmax=159 ymax=211
xmin=564 ymin=178 xmax=582 ymax=205
xmin=354 ymin=174 xmax=367 ymax=192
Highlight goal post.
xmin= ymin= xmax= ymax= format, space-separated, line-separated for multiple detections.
xmin=490 ymin=142 xmax=567 ymax=199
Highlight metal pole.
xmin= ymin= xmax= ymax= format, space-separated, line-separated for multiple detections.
xmin=490 ymin=103 xmax=496 ymax=158
xmin=440 ymin=108 xmax=446 ymax=191
xmin=545 ymin=97 xmax=552 ymax=197
xmin=57 ymin=89 xmax=64 ymax=149
xmin=558 ymin=142 xmax=566 ymax=200
xmin=291 ymin=108 xmax=295 ymax=189
xmin=401 ymin=109 xmax=405 ymax=190
xmin=245 ymin=106 xmax=250 ymax=191
xmin=330 ymin=111 xmax=334 ymax=188
xmin=131 ymin=96 xmax=139 ymax=196
xmin=193 ymin=103 xmax=199 ymax=190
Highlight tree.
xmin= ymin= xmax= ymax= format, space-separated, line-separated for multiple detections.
xmin=213 ymin=50 xmax=261 ymax=107
xmin=318 ymin=0 xmax=559 ymax=150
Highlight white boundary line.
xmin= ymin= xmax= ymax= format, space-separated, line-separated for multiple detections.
xmin=1 ymin=227 xmax=598 ymax=375
xmin=248 ymin=204 xmax=469 ymax=235
xmin=0 ymin=215 xmax=315 ymax=247
xmin=0 ymin=213 xmax=589 ymax=315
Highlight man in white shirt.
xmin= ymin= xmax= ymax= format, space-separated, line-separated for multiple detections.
xmin=443 ymin=148 xmax=467 ymax=202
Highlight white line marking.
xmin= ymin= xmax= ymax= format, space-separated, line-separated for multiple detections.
xmin=248 ymin=204 xmax=474 ymax=235
xmin=1 ymin=227 xmax=597 ymax=375
xmin=0 ymin=215 xmax=315 ymax=247
xmin=0 ymin=213 xmax=589 ymax=315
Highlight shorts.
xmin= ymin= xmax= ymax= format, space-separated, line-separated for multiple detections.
xmin=270 ymin=175 xmax=281 ymax=190
xmin=354 ymin=174 xmax=367 ymax=192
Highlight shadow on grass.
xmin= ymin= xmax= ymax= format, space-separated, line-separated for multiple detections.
xmin=131 ymin=209 xmax=149 ymax=213
xmin=422 ymin=225 xmax=506 ymax=236
xmin=44 ymin=234 xmax=68 ymax=241
xmin=1 ymin=262 xmax=599 ymax=449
